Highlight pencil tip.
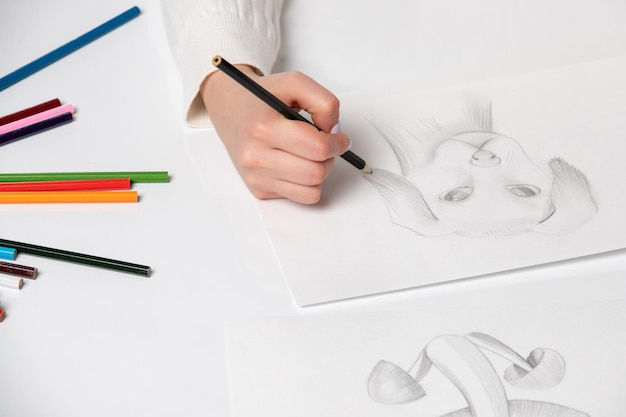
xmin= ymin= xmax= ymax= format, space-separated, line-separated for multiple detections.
xmin=363 ymin=165 xmax=373 ymax=174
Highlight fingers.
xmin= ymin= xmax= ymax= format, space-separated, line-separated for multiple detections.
xmin=203 ymin=67 xmax=349 ymax=204
xmin=237 ymin=147 xmax=336 ymax=204
xmin=256 ymin=119 xmax=350 ymax=162
xmin=265 ymin=71 xmax=341 ymax=133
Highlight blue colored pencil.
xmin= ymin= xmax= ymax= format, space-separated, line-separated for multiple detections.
xmin=0 ymin=6 xmax=141 ymax=92
xmin=0 ymin=246 xmax=16 ymax=261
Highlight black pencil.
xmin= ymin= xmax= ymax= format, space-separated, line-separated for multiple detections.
xmin=212 ymin=55 xmax=372 ymax=174
xmin=0 ymin=238 xmax=151 ymax=277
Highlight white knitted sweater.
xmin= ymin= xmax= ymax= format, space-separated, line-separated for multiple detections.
xmin=160 ymin=0 xmax=284 ymax=127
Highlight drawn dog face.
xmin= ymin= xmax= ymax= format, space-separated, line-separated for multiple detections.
xmin=411 ymin=132 xmax=554 ymax=235
xmin=365 ymin=100 xmax=597 ymax=237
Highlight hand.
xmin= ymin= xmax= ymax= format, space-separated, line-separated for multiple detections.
xmin=201 ymin=65 xmax=350 ymax=204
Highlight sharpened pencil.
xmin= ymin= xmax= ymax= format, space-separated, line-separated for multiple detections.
xmin=0 ymin=190 xmax=138 ymax=204
xmin=0 ymin=98 xmax=62 ymax=126
xmin=0 ymin=238 xmax=152 ymax=277
xmin=212 ymin=55 xmax=372 ymax=174
xmin=0 ymin=6 xmax=141 ymax=92
xmin=0 ymin=171 xmax=169 ymax=183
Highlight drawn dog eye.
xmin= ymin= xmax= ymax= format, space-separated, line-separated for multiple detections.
xmin=439 ymin=186 xmax=472 ymax=202
xmin=507 ymin=184 xmax=540 ymax=197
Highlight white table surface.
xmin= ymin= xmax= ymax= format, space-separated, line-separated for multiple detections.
xmin=1 ymin=1 xmax=625 ymax=416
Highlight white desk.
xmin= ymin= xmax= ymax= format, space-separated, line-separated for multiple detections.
xmin=1 ymin=1 xmax=625 ymax=416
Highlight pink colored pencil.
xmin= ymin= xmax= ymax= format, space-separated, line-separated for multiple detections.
xmin=0 ymin=103 xmax=75 ymax=135
xmin=0 ymin=178 xmax=131 ymax=192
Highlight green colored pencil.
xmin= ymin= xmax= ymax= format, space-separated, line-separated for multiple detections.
xmin=0 ymin=171 xmax=169 ymax=183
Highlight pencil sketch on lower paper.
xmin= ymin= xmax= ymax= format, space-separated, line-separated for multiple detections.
xmin=364 ymin=97 xmax=598 ymax=237
xmin=368 ymin=332 xmax=588 ymax=417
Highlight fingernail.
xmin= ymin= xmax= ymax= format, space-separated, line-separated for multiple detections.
xmin=330 ymin=121 xmax=341 ymax=134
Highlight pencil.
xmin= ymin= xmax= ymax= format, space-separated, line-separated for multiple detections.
xmin=0 ymin=190 xmax=138 ymax=204
xmin=0 ymin=178 xmax=131 ymax=192
xmin=0 ymin=276 xmax=23 ymax=290
xmin=0 ymin=98 xmax=62 ymax=126
xmin=0 ymin=103 xmax=75 ymax=135
xmin=212 ymin=55 xmax=373 ymax=174
xmin=0 ymin=112 xmax=73 ymax=146
xmin=0 ymin=238 xmax=152 ymax=277
xmin=0 ymin=171 xmax=169 ymax=183
xmin=0 ymin=246 xmax=16 ymax=261
xmin=0 ymin=309 xmax=5 ymax=322
xmin=0 ymin=6 xmax=141 ymax=92
xmin=0 ymin=261 xmax=38 ymax=280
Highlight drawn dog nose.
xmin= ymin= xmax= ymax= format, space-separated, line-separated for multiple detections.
xmin=471 ymin=150 xmax=501 ymax=167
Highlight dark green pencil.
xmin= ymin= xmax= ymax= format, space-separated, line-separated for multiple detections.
xmin=0 ymin=238 xmax=151 ymax=277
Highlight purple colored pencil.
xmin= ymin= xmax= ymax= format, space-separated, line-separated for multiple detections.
xmin=0 ymin=112 xmax=73 ymax=146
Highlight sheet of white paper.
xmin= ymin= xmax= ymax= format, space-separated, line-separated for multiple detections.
xmin=257 ymin=56 xmax=626 ymax=306
xmin=226 ymin=299 xmax=626 ymax=416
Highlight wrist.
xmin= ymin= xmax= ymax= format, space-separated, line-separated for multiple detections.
xmin=202 ymin=64 xmax=260 ymax=99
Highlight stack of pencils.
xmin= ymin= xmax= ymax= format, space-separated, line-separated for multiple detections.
xmin=0 ymin=98 xmax=75 ymax=147
xmin=0 ymin=99 xmax=169 ymax=203
xmin=0 ymin=171 xmax=169 ymax=204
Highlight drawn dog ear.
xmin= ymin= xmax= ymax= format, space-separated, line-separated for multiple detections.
xmin=365 ymin=169 xmax=452 ymax=236
xmin=534 ymin=158 xmax=598 ymax=235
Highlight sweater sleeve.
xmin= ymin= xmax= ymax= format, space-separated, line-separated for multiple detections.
xmin=160 ymin=0 xmax=285 ymax=127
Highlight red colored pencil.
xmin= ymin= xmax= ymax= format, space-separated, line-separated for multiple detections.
xmin=0 ymin=309 xmax=5 ymax=322
xmin=0 ymin=98 xmax=62 ymax=126
xmin=0 ymin=178 xmax=131 ymax=192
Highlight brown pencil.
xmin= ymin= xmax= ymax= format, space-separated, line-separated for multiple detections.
xmin=0 ymin=261 xmax=38 ymax=279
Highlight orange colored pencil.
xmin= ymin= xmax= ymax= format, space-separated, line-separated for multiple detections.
xmin=0 ymin=178 xmax=131 ymax=192
xmin=0 ymin=191 xmax=138 ymax=203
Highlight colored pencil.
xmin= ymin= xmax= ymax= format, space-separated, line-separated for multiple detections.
xmin=0 ymin=276 xmax=23 ymax=290
xmin=0 ymin=309 xmax=5 ymax=322
xmin=0 ymin=190 xmax=138 ymax=204
xmin=0 ymin=238 xmax=151 ymax=277
xmin=0 ymin=103 xmax=75 ymax=135
xmin=0 ymin=171 xmax=169 ymax=183
xmin=0 ymin=261 xmax=38 ymax=280
xmin=0 ymin=6 xmax=141 ymax=92
xmin=0 ymin=112 xmax=73 ymax=146
xmin=0 ymin=98 xmax=61 ymax=126
xmin=0 ymin=178 xmax=131 ymax=192
xmin=0 ymin=246 xmax=16 ymax=261
xmin=212 ymin=55 xmax=373 ymax=174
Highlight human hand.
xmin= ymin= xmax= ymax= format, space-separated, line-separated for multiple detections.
xmin=201 ymin=65 xmax=350 ymax=204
